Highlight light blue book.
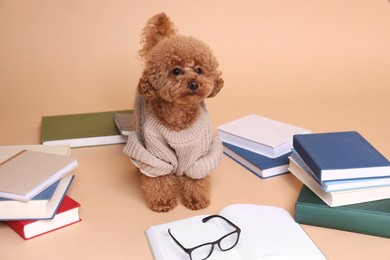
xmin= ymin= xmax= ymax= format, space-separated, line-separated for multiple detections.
xmin=292 ymin=150 xmax=390 ymax=192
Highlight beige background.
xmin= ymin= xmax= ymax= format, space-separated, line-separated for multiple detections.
xmin=0 ymin=1 xmax=389 ymax=259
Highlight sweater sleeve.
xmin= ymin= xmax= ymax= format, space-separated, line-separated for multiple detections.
xmin=123 ymin=132 xmax=177 ymax=177
xmin=184 ymin=134 xmax=223 ymax=179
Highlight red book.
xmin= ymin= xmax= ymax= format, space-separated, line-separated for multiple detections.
xmin=5 ymin=195 xmax=81 ymax=240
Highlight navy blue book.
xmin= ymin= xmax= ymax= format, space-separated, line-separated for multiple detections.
xmin=293 ymin=131 xmax=390 ymax=181
xmin=223 ymin=142 xmax=290 ymax=178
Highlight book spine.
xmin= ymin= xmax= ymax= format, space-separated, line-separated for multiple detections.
xmin=223 ymin=151 xmax=263 ymax=178
xmin=295 ymin=203 xmax=390 ymax=238
xmin=293 ymin=137 xmax=322 ymax=180
xmin=6 ymin=221 xmax=28 ymax=240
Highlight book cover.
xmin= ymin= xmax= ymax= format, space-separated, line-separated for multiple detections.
xmin=0 ymin=150 xmax=78 ymax=201
xmin=288 ymin=157 xmax=390 ymax=207
xmin=113 ymin=112 xmax=133 ymax=136
xmin=0 ymin=174 xmax=74 ymax=220
xmin=6 ymin=195 xmax=81 ymax=240
xmin=41 ymin=110 xmax=133 ymax=148
xmin=292 ymin=150 xmax=390 ymax=192
xmin=293 ymin=131 xmax=390 ymax=181
xmin=218 ymin=114 xmax=310 ymax=158
xmin=223 ymin=142 xmax=290 ymax=178
xmin=145 ymin=204 xmax=326 ymax=260
xmin=296 ymin=185 xmax=390 ymax=238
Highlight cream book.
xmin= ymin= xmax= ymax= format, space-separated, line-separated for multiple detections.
xmin=145 ymin=204 xmax=326 ymax=260
xmin=218 ymin=114 xmax=310 ymax=158
xmin=0 ymin=144 xmax=71 ymax=163
xmin=0 ymin=150 xmax=78 ymax=201
xmin=289 ymin=157 xmax=390 ymax=207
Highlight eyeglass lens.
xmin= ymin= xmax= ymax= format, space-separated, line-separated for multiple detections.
xmin=191 ymin=244 xmax=214 ymax=260
xmin=190 ymin=232 xmax=239 ymax=260
xmin=219 ymin=232 xmax=239 ymax=251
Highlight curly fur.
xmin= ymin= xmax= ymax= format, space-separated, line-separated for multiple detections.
xmin=135 ymin=13 xmax=223 ymax=212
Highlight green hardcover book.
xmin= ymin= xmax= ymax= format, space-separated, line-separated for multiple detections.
xmin=295 ymin=185 xmax=390 ymax=238
xmin=41 ymin=110 xmax=133 ymax=148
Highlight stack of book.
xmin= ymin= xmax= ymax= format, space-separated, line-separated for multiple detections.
xmin=0 ymin=145 xmax=81 ymax=240
xmin=289 ymin=131 xmax=390 ymax=238
xmin=218 ymin=114 xmax=310 ymax=178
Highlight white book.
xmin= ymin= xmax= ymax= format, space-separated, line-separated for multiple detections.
xmin=145 ymin=204 xmax=326 ymax=260
xmin=0 ymin=174 xmax=74 ymax=220
xmin=218 ymin=114 xmax=310 ymax=158
xmin=289 ymin=157 xmax=390 ymax=207
xmin=5 ymin=195 xmax=81 ymax=240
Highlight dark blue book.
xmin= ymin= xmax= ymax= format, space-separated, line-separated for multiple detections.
xmin=223 ymin=142 xmax=290 ymax=178
xmin=293 ymin=131 xmax=390 ymax=181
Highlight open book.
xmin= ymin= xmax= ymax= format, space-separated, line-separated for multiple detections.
xmin=145 ymin=204 xmax=326 ymax=260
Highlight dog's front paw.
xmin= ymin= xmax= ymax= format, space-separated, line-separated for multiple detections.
xmin=140 ymin=174 xmax=178 ymax=212
xmin=149 ymin=196 xmax=178 ymax=212
xmin=179 ymin=175 xmax=211 ymax=210
xmin=182 ymin=193 xmax=210 ymax=210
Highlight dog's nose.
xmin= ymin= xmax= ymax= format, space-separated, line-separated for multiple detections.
xmin=188 ymin=80 xmax=198 ymax=91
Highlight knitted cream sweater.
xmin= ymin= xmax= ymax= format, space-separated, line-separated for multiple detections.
xmin=123 ymin=94 xmax=223 ymax=179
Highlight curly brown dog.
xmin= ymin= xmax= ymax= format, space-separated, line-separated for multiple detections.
xmin=123 ymin=13 xmax=224 ymax=212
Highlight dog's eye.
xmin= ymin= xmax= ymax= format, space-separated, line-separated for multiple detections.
xmin=172 ymin=68 xmax=182 ymax=76
xmin=195 ymin=68 xmax=203 ymax=74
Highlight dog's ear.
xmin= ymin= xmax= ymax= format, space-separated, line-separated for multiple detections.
xmin=138 ymin=13 xmax=177 ymax=59
xmin=137 ymin=74 xmax=156 ymax=99
xmin=208 ymin=74 xmax=224 ymax=98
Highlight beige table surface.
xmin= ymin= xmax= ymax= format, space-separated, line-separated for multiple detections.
xmin=1 ymin=1 xmax=389 ymax=259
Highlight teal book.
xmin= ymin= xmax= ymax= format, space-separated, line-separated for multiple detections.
xmin=295 ymin=185 xmax=390 ymax=238
xmin=41 ymin=110 xmax=133 ymax=148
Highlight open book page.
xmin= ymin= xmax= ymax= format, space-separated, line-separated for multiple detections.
xmin=145 ymin=204 xmax=326 ymax=260
xmin=145 ymin=214 xmax=242 ymax=260
xmin=219 ymin=204 xmax=326 ymax=259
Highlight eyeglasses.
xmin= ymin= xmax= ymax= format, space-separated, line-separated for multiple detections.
xmin=168 ymin=215 xmax=241 ymax=260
